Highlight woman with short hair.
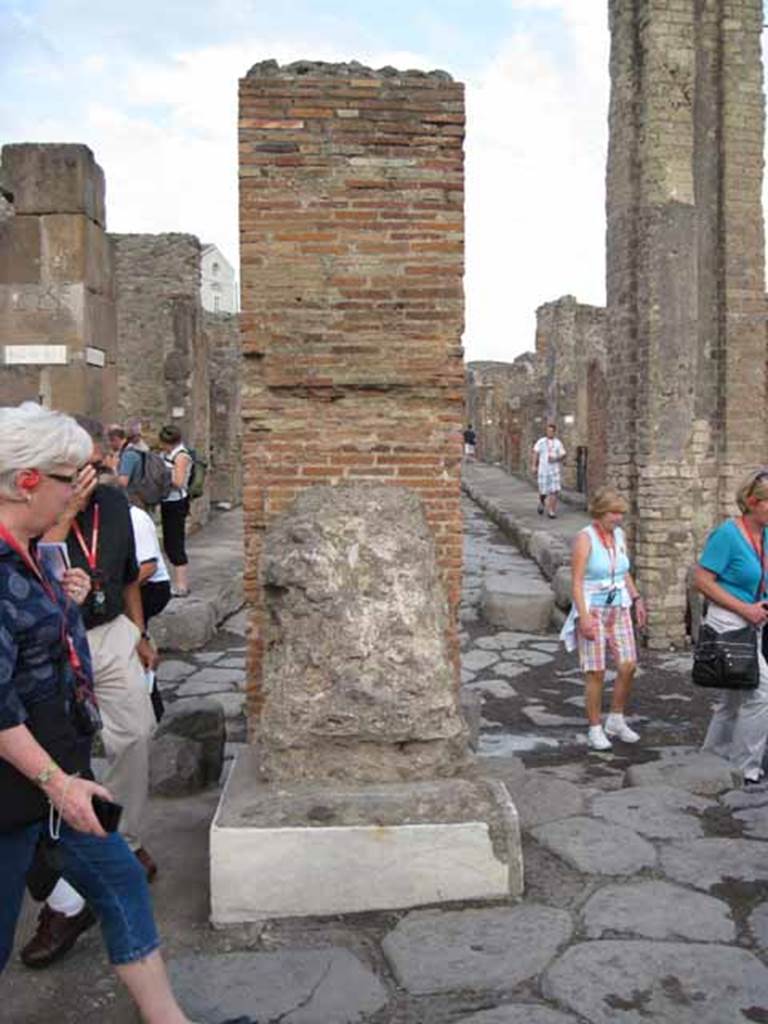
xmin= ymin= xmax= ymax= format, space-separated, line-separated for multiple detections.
xmin=694 ymin=468 xmax=768 ymax=788
xmin=0 ymin=403 xmax=219 ymax=1024
xmin=561 ymin=486 xmax=647 ymax=750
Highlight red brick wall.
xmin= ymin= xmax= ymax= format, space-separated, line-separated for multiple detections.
xmin=239 ymin=63 xmax=465 ymax=721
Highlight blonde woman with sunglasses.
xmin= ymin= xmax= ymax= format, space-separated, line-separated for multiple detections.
xmin=694 ymin=469 xmax=768 ymax=789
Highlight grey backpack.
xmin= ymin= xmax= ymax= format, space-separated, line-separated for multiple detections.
xmin=132 ymin=450 xmax=173 ymax=507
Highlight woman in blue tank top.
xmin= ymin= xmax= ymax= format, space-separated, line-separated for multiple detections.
xmin=560 ymin=486 xmax=646 ymax=751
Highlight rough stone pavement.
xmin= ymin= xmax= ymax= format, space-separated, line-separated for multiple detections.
xmin=4 ymin=464 xmax=768 ymax=1023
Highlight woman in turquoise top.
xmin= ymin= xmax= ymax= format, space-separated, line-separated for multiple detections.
xmin=564 ymin=486 xmax=646 ymax=751
xmin=694 ymin=468 xmax=768 ymax=787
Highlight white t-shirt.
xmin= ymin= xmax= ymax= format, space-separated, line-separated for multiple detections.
xmin=130 ymin=507 xmax=170 ymax=584
xmin=533 ymin=437 xmax=566 ymax=466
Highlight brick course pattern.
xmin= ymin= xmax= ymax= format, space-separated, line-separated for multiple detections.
xmin=239 ymin=61 xmax=465 ymax=719
xmin=606 ymin=0 xmax=766 ymax=648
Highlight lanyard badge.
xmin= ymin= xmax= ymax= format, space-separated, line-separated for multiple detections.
xmin=72 ymin=503 xmax=107 ymax=621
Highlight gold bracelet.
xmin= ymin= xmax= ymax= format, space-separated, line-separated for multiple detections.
xmin=33 ymin=760 xmax=60 ymax=787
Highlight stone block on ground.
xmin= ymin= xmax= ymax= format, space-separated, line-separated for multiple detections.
xmin=382 ymin=905 xmax=572 ymax=995
xmin=259 ymin=484 xmax=467 ymax=782
xmin=455 ymin=1008 xmax=578 ymax=1024
xmin=507 ymin=773 xmax=586 ymax=828
xmin=660 ymin=838 xmax=768 ymax=891
xmin=481 ymin=574 xmax=554 ymax=633
xmin=211 ymin=749 xmax=522 ymax=922
xmin=149 ymin=734 xmax=204 ymax=796
xmin=552 ymin=566 xmax=572 ymax=611
xmin=528 ymin=531 xmax=569 ymax=581
xmin=624 ymin=750 xmax=739 ymax=795
xmin=155 ymin=697 xmax=225 ymax=785
xmin=150 ymin=597 xmax=217 ymax=652
xmin=169 ymin=949 xmax=388 ymax=1023
xmin=581 ymin=881 xmax=735 ymax=942
xmin=590 ymin=785 xmax=712 ymax=839
xmin=542 ymin=941 xmax=768 ymax=1024
xmin=531 ymin=816 xmax=656 ymax=875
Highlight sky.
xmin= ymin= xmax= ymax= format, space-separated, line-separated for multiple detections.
xmin=3 ymin=1 xmax=612 ymax=361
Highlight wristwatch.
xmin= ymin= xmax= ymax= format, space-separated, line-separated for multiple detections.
xmin=140 ymin=630 xmax=151 ymax=641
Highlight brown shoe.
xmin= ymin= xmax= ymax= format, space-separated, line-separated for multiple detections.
xmin=134 ymin=846 xmax=158 ymax=883
xmin=20 ymin=905 xmax=96 ymax=968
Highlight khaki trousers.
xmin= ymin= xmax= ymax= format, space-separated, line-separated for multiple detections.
xmin=88 ymin=615 xmax=155 ymax=850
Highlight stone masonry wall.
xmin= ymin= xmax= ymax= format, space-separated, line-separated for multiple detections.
xmin=111 ymin=233 xmax=210 ymax=526
xmin=0 ymin=144 xmax=117 ymax=418
xmin=204 ymin=310 xmax=242 ymax=507
xmin=239 ymin=60 xmax=465 ymax=721
xmin=606 ymin=0 xmax=766 ymax=647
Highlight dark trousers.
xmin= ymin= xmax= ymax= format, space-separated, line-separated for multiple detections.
xmin=160 ymin=498 xmax=189 ymax=566
xmin=141 ymin=580 xmax=171 ymax=622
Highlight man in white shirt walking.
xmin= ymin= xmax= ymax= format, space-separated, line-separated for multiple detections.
xmin=531 ymin=422 xmax=566 ymax=519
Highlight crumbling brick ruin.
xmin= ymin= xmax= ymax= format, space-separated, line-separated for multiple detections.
xmin=606 ymin=0 xmax=766 ymax=647
xmin=239 ymin=60 xmax=465 ymax=716
xmin=0 ymin=144 xmax=117 ymax=417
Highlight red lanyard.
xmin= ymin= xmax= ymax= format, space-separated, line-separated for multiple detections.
xmin=0 ymin=522 xmax=85 ymax=676
xmin=71 ymin=503 xmax=100 ymax=572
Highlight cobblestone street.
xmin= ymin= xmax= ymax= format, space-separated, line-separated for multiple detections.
xmin=5 ymin=477 xmax=768 ymax=1023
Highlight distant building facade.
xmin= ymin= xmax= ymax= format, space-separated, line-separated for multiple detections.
xmin=200 ymin=243 xmax=238 ymax=313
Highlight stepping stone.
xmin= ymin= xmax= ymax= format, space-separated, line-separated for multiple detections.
xmin=590 ymin=785 xmax=712 ymax=839
xmin=382 ymin=905 xmax=572 ymax=995
xmin=542 ymin=940 xmax=768 ymax=1024
xmin=733 ymin=806 xmax=768 ymax=838
xmin=625 ymin=751 xmax=739 ymax=795
xmin=481 ymin=575 xmax=554 ymax=633
xmin=169 ymin=949 xmax=387 ymax=1023
xmin=493 ymin=662 xmax=527 ymax=679
xmin=581 ymin=881 xmax=735 ymax=941
xmin=455 ymin=1005 xmax=578 ymax=1024
xmin=531 ymin=817 xmax=656 ymax=875
xmin=749 ymin=901 xmax=768 ymax=949
xmin=157 ymin=659 xmax=195 ymax=682
xmin=462 ymin=649 xmax=501 ymax=672
xmin=522 ymin=707 xmax=585 ymax=728
xmin=510 ymin=774 xmax=586 ymax=828
xmin=660 ymin=838 xmax=768 ymax=890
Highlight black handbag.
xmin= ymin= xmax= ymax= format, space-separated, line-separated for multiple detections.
xmin=692 ymin=621 xmax=759 ymax=690
xmin=0 ymin=692 xmax=93 ymax=833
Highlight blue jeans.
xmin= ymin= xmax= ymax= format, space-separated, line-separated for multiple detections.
xmin=0 ymin=820 xmax=159 ymax=971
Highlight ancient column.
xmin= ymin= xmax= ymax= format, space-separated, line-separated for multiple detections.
xmin=0 ymin=144 xmax=117 ymax=417
xmin=239 ymin=60 xmax=465 ymax=711
xmin=606 ymin=0 xmax=766 ymax=647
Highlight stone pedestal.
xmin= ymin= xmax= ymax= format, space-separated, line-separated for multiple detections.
xmin=211 ymin=748 xmax=522 ymax=923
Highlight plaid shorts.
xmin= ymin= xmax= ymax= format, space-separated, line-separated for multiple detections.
xmin=577 ymin=605 xmax=637 ymax=672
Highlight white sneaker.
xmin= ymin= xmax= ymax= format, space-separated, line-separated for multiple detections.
xmin=604 ymin=714 xmax=640 ymax=743
xmin=587 ymin=725 xmax=612 ymax=751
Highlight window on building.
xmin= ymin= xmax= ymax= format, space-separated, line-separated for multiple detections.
xmin=212 ymin=262 xmax=219 ymax=276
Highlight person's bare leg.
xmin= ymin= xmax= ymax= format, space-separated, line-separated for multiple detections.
xmin=585 ymin=670 xmax=604 ymax=726
xmin=610 ymin=661 xmax=636 ymax=713
xmin=173 ymin=564 xmax=189 ymax=593
xmin=115 ymin=951 xmax=192 ymax=1024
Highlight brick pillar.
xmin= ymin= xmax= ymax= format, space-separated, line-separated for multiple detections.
xmin=0 ymin=144 xmax=116 ymax=417
xmin=239 ymin=61 xmax=465 ymax=720
xmin=606 ymin=0 xmax=766 ymax=647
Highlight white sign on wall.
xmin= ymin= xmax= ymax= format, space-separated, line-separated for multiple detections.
xmin=3 ymin=345 xmax=68 ymax=366
xmin=85 ymin=347 xmax=105 ymax=368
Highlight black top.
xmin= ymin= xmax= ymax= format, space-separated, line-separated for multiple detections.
xmin=66 ymin=484 xmax=139 ymax=630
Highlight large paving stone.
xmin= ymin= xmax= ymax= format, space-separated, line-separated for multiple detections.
xmin=481 ymin=575 xmax=554 ymax=633
xmin=749 ymin=901 xmax=768 ymax=949
xmin=625 ymin=751 xmax=739 ymax=795
xmin=531 ymin=817 xmax=656 ymax=875
xmin=660 ymin=838 xmax=768 ymax=890
xmin=581 ymin=881 xmax=735 ymax=941
xmin=169 ymin=949 xmax=388 ymax=1023
xmin=507 ymin=773 xmax=586 ymax=828
xmin=510 ymin=649 xmax=554 ymax=667
xmin=522 ymin=707 xmax=585 ymax=728
xmin=382 ymin=905 xmax=572 ymax=995
xmin=463 ymin=649 xmax=501 ymax=672
xmin=543 ymin=940 xmax=768 ymax=1024
xmin=455 ymin=1006 xmax=578 ymax=1024
xmin=733 ymin=805 xmax=768 ymax=838
xmin=493 ymin=662 xmax=528 ymax=679
xmin=590 ymin=785 xmax=712 ymax=839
